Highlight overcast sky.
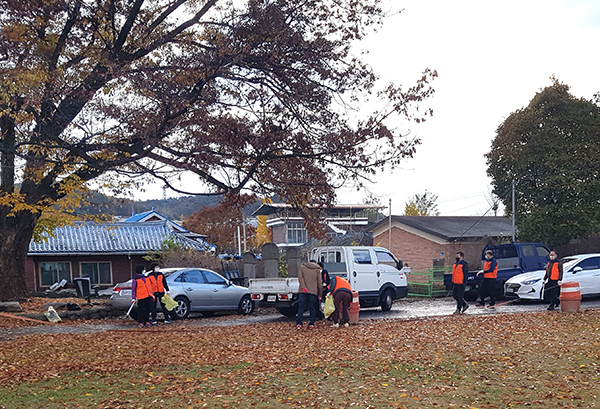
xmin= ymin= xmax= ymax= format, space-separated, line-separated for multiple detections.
xmin=136 ymin=0 xmax=600 ymax=216
xmin=334 ymin=0 xmax=600 ymax=216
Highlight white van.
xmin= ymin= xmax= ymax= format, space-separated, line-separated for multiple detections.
xmin=249 ymin=246 xmax=408 ymax=315
xmin=310 ymin=246 xmax=408 ymax=310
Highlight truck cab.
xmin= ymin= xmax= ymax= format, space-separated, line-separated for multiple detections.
xmin=310 ymin=246 xmax=409 ymax=310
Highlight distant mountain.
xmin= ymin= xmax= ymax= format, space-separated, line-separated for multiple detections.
xmin=78 ymin=192 xmax=265 ymax=221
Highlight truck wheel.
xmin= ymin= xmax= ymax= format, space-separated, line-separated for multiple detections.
xmin=237 ymin=295 xmax=254 ymax=315
xmin=277 ymin=307 xmax=298 ymax=317
xmin=380 ymin=289 xmax=394 ymax=311
xmin=174 ymin=296 xmax=190 ymax=319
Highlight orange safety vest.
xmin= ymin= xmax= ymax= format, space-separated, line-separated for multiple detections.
xmin=155 ymin=274 xmax=165 ymax=293
xmin=452 ymin=263 xmax=466 ymax=285
xmin=483 ymin=259 xmax=498 ymax=279
xmin=147 ymin=275 xmax=158 ymax=293
xmin=135 ymin=277 xmax=153 ymax=300
xmin=328 ymin=276 xmax=352 ymax=296
xmin=547 ymin=262 xmax=561 ymax=281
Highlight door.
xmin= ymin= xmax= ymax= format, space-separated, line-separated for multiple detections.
xmin=179 ymin=269 xmax=212 ymax=310
xmin=535 ymin=245 xmax=550 ymax=270
xmin=374 ymin=249 xmax=402 ymax=287
xmin=201 ymin=270 xmax=234 ymax=308
xmin=348 ymin=248 xmax=377 ymax=294
xmin=567 ymin=257 xmax=600 ymax=295
xmin=519 ymin=244 xmax=538 ymax=272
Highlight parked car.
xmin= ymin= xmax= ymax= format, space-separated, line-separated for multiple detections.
xmin=109 ymin=267 xmax=254 ymax=319
xmin=504 ymin=253 xmax=600 ymax=301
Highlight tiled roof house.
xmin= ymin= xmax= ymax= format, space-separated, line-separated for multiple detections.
xmin=25 ymin=215 xmax=213 ymax=292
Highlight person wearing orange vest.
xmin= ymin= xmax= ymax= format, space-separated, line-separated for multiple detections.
xmin=451 ymin=251 xmax=469 ymax=314
xmin=148 ymin=262 xmax=172 ymax=324
xmin=543 ymin=251 xmax=563 ymax=311
xmin=476 ymin=250 xmax=498 ymax=309
xmin=327 ymin=275 xmax=352 ymax=327
xmin=132 ymin=265 xmax=155 ymax=327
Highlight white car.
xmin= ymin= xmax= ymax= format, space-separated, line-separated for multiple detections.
xmin=504 ymin=254 xmax=600 ymax=301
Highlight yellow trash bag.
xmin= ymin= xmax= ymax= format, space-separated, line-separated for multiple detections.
xmin=324 ymin=295 xmax=335 ymax=319
xmin=161 ymin=294 xmax=179 ymax=311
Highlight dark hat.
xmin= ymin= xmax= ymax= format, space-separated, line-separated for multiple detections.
xmin=135 ymin=265 xmax=144 ymax=274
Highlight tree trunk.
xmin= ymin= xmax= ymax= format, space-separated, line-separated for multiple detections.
xmin=0 ymin=209 xmax=37 ymax=300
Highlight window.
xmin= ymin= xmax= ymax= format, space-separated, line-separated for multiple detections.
xmin=575 ymin=257 xmax=600 ymax=271
xmin=320 ymin=251 xmax=342 ymax=264
xmin=40 ymin=262 xmax=72 ymax=286
xmin=536 ymin=246 xmax=550 ymax=257
xmin=375 ymin=251 xmax=397 ymax=267
xmin=181 ymin=270 xmax=205 ymax=284
xmin=521 ymin=245 xmax=535 ymax=257
xmin=287 ymin=222 xmax=308 ymax=244
xmin=203 ymin=270 xmax=227 ymax=285
xmin=80 ymin=262 xmax=112 ymax=285
xmin=489 ymin=245 xmax=517 ymax=259
xmin=352 ymin=249 xmax=372 ymax=264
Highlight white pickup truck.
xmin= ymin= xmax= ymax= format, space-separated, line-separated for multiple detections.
xmin=249 ymin=246 xmax=409 ymax=316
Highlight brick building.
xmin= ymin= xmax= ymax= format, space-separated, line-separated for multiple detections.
xmin=369 ymin=216 xmax=513 ymax=270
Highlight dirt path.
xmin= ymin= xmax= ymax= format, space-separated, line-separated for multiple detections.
xmin=2 ymin=297 xmax=599 ymax=341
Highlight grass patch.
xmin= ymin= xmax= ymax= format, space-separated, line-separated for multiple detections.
xmin=1 ymin=311 xmax=600 ymax=408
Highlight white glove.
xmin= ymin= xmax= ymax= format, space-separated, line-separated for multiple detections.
xmin=557 ymin=280 xmax=562 ymax=286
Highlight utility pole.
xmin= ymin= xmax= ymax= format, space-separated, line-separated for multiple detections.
xmin=243 ymin=218 xmax=247 ymax=253
xmin=512 ymin=179 xmax=516 ymax=242
xmin=388 ymin=198 xmax=392 ymax=250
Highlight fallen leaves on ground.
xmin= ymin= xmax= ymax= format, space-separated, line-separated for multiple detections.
xmin=0 ymin=309 xmax=599 ymax=408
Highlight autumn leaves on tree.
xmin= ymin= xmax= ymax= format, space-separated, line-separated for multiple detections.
xmin=0 ymin=0 xmax=436 ymax=299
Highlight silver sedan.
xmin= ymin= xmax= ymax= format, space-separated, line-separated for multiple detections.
xmin=109 ymin=267 xmax=254 ymax=319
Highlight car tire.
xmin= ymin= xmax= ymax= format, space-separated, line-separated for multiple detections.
xmin=174 ymin=296 xmax=190 ymax=319
xmin=380 ymin=289 xmax=394 ymax=311
xmin=237 ymin=295 xmax=254 ymax=315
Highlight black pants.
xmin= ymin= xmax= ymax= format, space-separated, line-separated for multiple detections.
xmin=297 ymin=293 xmax=319 ymax=326
xmin=545 ymin=280 xmax=560 ymax=307
xmin=137 ymin=297 xmax=153 ymax=324
xmin=453 ymin=284 xmax=467 ymax=310
xmin=479 ymin=278 xmax=496 ymax=306
xmin=151 ymin=292 xmax=169 ymax=320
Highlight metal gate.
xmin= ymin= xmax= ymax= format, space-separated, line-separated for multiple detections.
xmin=406 ymin=266 xmax=449 ymax=297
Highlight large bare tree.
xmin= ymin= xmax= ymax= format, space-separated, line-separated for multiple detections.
xmin=0 ymin=0 xmax=435 ymax=299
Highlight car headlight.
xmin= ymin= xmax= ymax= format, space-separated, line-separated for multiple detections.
xmin=523 ymin=278 xmax=541 ymax=285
